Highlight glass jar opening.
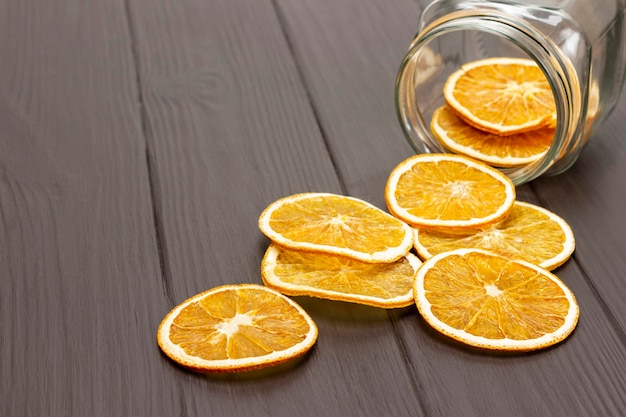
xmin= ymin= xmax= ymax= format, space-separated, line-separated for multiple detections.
xmin=396 ymin=15 xmax=581 ymax=184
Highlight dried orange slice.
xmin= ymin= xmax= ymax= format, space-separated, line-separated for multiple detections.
xmin=413 ymin=201 xmax=575 ymax=270
xmin=258 ymin=192 xmax=413 ymax=263
xmin=261 ymin=244 xmax=421 ymax=308
xmin=431 ymin=105 xmax=554 ymax=167
xmin=414 ymin=248 xmax=579 ymax=351
xmin=443 ymin=57 xmax=556 ymax=135
xmin=385 ymin=154 xmax=515 ymax=229
xmin=157 ymin=284 xmax=318 ymax=373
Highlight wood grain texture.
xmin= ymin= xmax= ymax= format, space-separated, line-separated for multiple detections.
xmin=0 ymin=0 xmax=177 ymax=415
xmin=395 ymin=261 xmax=626 ymax=416
xmin=275 ymin=0 xmax=626 ymax=415
xmin=532 ymin=90 xmax=626 ymax=332
xmin=274 ymin=0 xmax=422 ymax=208
xmin=127 ymin=0 xmax=424 ymax=415
xmin=3 ymin=0 xmax=626 ymax=415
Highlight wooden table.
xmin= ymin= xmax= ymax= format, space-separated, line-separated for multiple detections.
xmin=2 ymin=1 xmax=626 ymax=415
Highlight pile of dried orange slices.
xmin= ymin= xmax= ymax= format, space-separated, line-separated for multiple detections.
xmin=156 ymin=57 xmax=580 ymax=374
xmin=433 ymin=57 xmax=557 ymax=167
xmin=156 ymin=192 xmax=423 ymax=373
xmin=385 ymin=153 xmax=578 ymax=352
xmin=157 ymin=153 xmax=579 ymax=372
xmin=257 ymin=193 xmax=422 ymax=308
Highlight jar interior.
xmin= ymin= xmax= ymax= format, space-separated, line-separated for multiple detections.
xmin=398 ymin=29 xmax=564 ymax=183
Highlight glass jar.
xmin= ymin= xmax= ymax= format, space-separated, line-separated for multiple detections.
xmin=396 ymin=0 xmax=626 ymax=184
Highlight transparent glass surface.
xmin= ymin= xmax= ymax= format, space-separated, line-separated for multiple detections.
xmin=396 ymin=0 xmax=626 ymax=183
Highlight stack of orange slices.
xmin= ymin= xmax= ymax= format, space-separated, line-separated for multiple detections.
xmin=385 ymin=152 xmax=578 ymax=351
xmin=434 ymin=57 xmax=557 ymax=167
xmin=258 ymin=192 xmax=420 ymax=309
xmin=156 ymin=192 xmax=422 ymax=373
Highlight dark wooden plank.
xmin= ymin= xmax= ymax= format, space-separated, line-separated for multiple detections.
xmin=274 ymin=0 xmax=423 ymax=208
xmin=0 ymin=1 xmax=177 ymax=415
xmin=5 ymin=0 xmax=625 ymax=415
xmin=274 ymin=0 xmax=626 ymax=415
xmin=531 ymin=91 xmax=626 ymax=331
xmin=394 ymin=262 xmax=626 ymax=416
xmin=127 ymin=0 xmax=424 ymax=415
